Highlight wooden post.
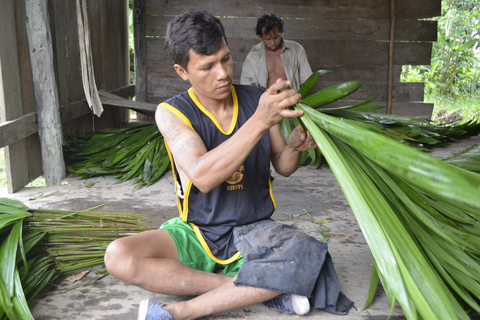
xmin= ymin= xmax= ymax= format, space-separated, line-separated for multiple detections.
xmin=25 ymin=0 xmax=66 ymax=185
xmin=133 ymin=0 xmax=149 ymax=120
xmin=386 ymin=0 xmax=396 ymax=114
xmin=0 ymin=0 xmax=34 ymax=193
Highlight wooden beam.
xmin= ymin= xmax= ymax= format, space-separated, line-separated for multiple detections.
xmin=0 ymin=0 xmax=33 ymax=193
xmin=98 ymin=90 xmax=156 ymax=116
xmin=134 ymin=0 xmax=147 ymax=102
xmin=386 ymin=0 xmax=396 ymax=114
xmin=25 ymin=0 xmax=66 ymax=186
xmin=60 ymin=85 xmax=136 ymax=123
xmin=147 ymin=0 xmax=441 ymax=20
xmin=0 ymin=113 xmax=37 ymax=149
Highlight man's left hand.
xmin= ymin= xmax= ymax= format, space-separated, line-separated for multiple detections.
xmin=288 ymin=125 xmax=317 ymax=152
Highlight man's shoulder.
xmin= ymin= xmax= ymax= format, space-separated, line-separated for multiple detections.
xmin=249 ymin=41 xmax=264 ymax=53
xmin=283 ymin=39 xmax=304 ymax=49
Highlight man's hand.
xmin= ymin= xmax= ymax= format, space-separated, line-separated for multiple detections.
xmin=256 ymin=79 xmax=302 ymax=130
xmin=288 ymin=125 xmax=317 ymax=152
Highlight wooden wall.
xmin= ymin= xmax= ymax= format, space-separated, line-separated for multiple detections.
xmin=139 ymin=0 xmax=440 ymax=118
xmin=49 ymin=0 xmax=130 ymax=136
xmin=0 ymin=0 xmax=130 ymax=192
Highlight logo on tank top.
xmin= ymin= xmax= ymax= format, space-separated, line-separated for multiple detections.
xmin=226 ymin=165 xmax=244 ymax=190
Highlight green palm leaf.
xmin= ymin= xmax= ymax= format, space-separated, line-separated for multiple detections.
xmin=0 ymin=198 xmax=154 ymax=320
xmin=64 ymin=123 xmax=171 ymax=187
xmin=294 ymin=94 xmax=480 ymax=319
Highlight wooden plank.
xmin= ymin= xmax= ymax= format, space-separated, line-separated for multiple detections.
xmin=149 ymin=61 xmax=404 ymax=83
xmin=0 ymin=0 xmax=35 ymax=193
xmin=377 ymin=102 xmax=434 ymax=119
xmin=0 ymin=113 xmax=37 ymax=149
xmin=148 ymin=16 xmax=437 ymax=42
xmin=147 ymin=38 xmax=433 ymax=66
xmin=15 ymin=0 xmax=43 ymax=186
xmin=50 ymin=1 xmax=92 ymax=135
xmin=60 ymin=100 xmax=92 ymax=124
xmin=134 ymin=0 xmax=148 ymax=103
xmin=146 ymin=76 xmax=424 ymax=103
xmin=60 ymin=85 xmax=136 ymax=124
xmin=85 ymin=0 xmax=129 ymax=131
xmin=313 ymin=81 xmax=425 ymax=102
xmin=25 ymin=0 xmax=66 ymax=185
xmin=147 ymin=78 xmax=191 ymax=103
xmin=50 ymin=1 xmax=85 ymax=106
xmin=98 ymin=90 xmax=156 ymax=116
xmin=109 ymin=84 xmax=135 ymax=98
xmin=146 ymin=0 xmax=441 ymax=20
xmin=319 ymin=101 xmax=433 ymax=119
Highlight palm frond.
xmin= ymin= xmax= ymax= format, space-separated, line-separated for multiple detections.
xmin=0 ymin=198 xmax=153 ymax=320
xmin=293 ymin=76 xmax=480 ymax=319
xmin=64 ymin=123 xmax=171 ymax=187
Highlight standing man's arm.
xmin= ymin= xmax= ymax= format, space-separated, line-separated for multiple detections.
xmin=297 ymin=45 xmax=313 ymax=85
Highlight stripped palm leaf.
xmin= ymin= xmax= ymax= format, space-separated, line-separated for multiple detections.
xmin=64 ymin=123 xmax=171 ymax=188
xmin=292 ymin=74 xmax=480 ymax=319
xmin=443 ymin=144 xmax=480 ymax=173
xmin=0 ymin=198 xmax=153 ymax=320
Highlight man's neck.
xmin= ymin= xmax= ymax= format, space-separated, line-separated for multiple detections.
xmin=192 ymin=88 xmax=234 ymax=132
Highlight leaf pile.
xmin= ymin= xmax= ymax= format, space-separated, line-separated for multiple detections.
xmin=64 ymin=123 xmax=171 ymax=188
xmin=0 ymin=198 xmax=152 ymax=320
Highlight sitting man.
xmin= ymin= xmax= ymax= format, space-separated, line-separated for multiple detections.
xmin=104 ymin=10 xmax=353 ymax=320
xmin=241 ymin=13 xmax=313 ymax=91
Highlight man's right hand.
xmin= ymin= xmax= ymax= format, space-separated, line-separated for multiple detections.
xmin=255 ymin=79 xmax=303 ymax=130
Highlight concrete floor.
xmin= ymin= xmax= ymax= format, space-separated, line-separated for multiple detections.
xmin=2 ymin=134 xmax=479 ymax=320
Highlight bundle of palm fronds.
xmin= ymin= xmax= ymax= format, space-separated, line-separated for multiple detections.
xmin=64 ymin=123 xmax=170 ymax=188
xmin=293 ymin=72 xmax=480 ymax=319
xmin=0 ymin=198 xmax=153 ymax=320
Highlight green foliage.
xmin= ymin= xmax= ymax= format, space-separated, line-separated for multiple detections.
xmin=0 ymin=198 xmax=152 ymax=319
xmin=402 ymin=0 xmax=480 ymax=99
xmin=64 ymin=123 xmax=171 ymax=188
xmin=129 ymin=5 xmax=135 ymax=84
xmin=295 ymin=73 xmax=480 ymax=319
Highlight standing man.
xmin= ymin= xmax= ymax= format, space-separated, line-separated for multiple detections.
xmin=104 ymin=10 xmax=352 ymax=320
xmin=241 ymin=13 xmax=313 ymax=91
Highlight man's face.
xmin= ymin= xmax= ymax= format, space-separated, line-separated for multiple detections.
xmin=260 ymin=26 xmax=283 ymax=51
xmin=175 ymin=39 xmax=233 ymax=104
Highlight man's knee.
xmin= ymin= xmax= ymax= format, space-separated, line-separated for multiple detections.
xmin=104 ymin=238 xmax=138 ymax=284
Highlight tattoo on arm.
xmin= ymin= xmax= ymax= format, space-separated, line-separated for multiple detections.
xmin=160 ymin=108 xmax=204 ymax=157
xmin=175 ymin=137 xmax=203 ymax=157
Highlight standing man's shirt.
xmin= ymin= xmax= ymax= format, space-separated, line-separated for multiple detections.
xmin=240 ymin=39 xmax=313 ymax=91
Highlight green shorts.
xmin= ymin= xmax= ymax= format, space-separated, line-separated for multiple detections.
xmin=160 ymin=217 xmax=243 ymax=277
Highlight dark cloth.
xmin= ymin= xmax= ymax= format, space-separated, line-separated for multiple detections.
xmin=233 ymin=219 xmax=354 ymax=315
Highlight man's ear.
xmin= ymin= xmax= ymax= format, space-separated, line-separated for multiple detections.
xmin=174 ymin=64 xmax=189 ymax=81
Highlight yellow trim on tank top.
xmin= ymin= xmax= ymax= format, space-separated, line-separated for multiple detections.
xmin=189 ymin=222 xmax=242 ymax=265
xmin=157 ymin=102 xmax=194 ymax=217
xmin=187 ymin=86 xmax=238 ymax=135
xmin=268 ymin=177 xmax=277 ymax=210
xmin=158 ymin=102 xmax=194 ymax=130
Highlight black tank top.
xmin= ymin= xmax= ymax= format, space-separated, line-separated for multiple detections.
xmin=159 ymin=84 xmax=276 ymax=263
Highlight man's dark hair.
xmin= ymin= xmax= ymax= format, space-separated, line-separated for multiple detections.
xmin=165 ymin=10 xmax=227 ymax=69
xmin=256 ymin=13 xmax=284 ymax=37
